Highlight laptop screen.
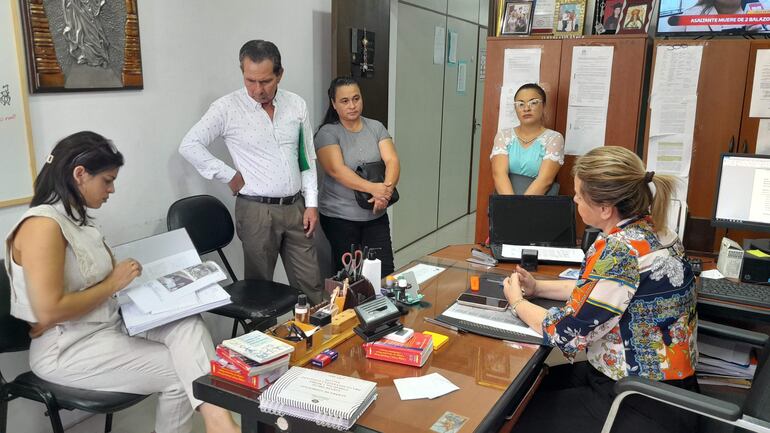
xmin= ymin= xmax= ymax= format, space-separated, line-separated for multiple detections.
xmin=488 ymin=195 xmax=577 ymax=247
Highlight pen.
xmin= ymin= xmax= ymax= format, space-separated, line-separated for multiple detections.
xmin=423 ymin=317 xmax=467 ymax=334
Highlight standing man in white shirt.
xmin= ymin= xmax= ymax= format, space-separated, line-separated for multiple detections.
xmin=179 ymin=40 xmax=322 ymax=303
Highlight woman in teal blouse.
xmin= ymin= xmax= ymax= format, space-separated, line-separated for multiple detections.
xmin=491 ymin=83 xmax=565 ymax=195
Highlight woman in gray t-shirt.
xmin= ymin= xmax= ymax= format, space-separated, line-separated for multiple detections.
xmin=314 ymin=77 xmax=400 ymax=276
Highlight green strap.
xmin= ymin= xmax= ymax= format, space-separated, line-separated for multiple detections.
xmin=298 ymin=124 xmax=310 ymax=172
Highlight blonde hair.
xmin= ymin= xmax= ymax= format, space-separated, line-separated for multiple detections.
xmin=572 ymin=146 xmax=677 ymax=234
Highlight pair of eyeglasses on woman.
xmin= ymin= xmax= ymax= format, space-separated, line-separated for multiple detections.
xmin=513 ymin=99 xmax=542 ymax=110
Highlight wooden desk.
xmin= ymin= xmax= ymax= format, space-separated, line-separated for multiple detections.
xmin=193 ymin=249 xmax=552 ymax=433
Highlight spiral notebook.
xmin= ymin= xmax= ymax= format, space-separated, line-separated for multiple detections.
xmin=258 ymin=367 xmax=377 ymax=431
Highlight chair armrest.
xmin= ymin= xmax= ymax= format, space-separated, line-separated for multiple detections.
xmin=699 ymin=320 xmax=769 ymax=347
xmin=614 ymin=377 xmax=741 ymax=421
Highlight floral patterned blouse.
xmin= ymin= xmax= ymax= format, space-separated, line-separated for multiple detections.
xmin=542 ymin=216 xmax=698 ymax=381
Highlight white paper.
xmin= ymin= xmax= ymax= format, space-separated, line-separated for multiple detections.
xmin=646 ymin=137 xmax=693 ymax=178
xmin=433 ymin=26 xmax=445 ymax=65
xmin=750 ymin=49 xmax=770 ymax=118
xmin=650 ymin=45 xmax=703 ymax=98
xmin=499 ymin=244 xmax=584 ymax=263
xmin=392 ymin=263 xmax=446 ymax=284
xmin=757 ymin=119 xmax=770 ymax=155
xmin=502 ymin=48 xmax=541 ymax=88
xmin=568 ymin=46 xmax=614 ymax=107
xmin=700 ymin=269 xmax=725 ymax=279
xmin=649 ymin=95 xmax=698 ymax=137
xmin=565 ymin=106 xmax=607 ymax=156
xmin=749 ymin=168 xmax=770 ymax=223
xmin=532 ymin=0 xmax=556 ymax=30
xmin=447 ymin=31 xmax=458 ymax=64
xmin=394 ymin=373 xmax=459 ymax=401
xmin=497 ymin=85 xmax=520 ymax=131
xmin=457 ymin=61 xmax=467 ymax=93
xmin=699 ymin=334 xmax=752 ymax=367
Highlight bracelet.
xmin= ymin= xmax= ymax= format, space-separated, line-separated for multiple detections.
xmin=510 ymin=298 xmax=526 ymax=312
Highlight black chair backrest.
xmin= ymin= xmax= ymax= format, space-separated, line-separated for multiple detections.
xmin=167 ymin=195 xmax=235 ymax=255
xmin=0 ymin=259 xmax=31 ymax=353
xmin=744 ymin=338 xmax=770 ymax=422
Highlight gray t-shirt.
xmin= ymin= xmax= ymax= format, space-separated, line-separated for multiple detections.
xmin=315 ymin=117 xmax=391 ymax=221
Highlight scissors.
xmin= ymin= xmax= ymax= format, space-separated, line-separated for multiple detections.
xmin=341 ymin=249 xmax=363 ymax=280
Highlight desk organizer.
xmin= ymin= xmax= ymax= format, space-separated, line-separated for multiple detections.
xmin=268 ymin=320 xmax=320 ymax=363
xmin=323 ymin=277 xmax=375 ymax=310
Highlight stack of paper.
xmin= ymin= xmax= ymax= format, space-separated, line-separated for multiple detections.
xmin=696 ymin=334 xmax=757 ymax=389
xmin=113 ymin=229 xmax=231 ymax=335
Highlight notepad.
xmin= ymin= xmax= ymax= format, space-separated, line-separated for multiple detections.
xmin=258 ymin=367 xmax=377 ymax=430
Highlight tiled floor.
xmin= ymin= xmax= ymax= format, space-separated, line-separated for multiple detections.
xmin=64 ymin=214 xmax=478 ymax=433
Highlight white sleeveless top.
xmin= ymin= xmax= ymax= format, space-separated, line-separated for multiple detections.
xmin=5 ymin=203 xmax=119 ymax=324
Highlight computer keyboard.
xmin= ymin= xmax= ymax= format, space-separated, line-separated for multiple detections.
xmin=494 ymin=244 xmax=585 ymax=264
xmin=698 ymin=278 xmax=770 ymax=309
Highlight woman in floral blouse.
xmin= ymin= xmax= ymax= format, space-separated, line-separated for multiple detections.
xmin=504 ymin=146 xmax=698 ymax=433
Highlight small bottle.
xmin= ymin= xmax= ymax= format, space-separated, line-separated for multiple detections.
xmin=383 ymin=276 xmax=396 ymax=296
xmin=395 ymin=278 xmax=409 ymax=302
xmin=294 ymin=294 xmax=309 ymax=324
xmin=361 ymin=249 xmax=382 ymax=296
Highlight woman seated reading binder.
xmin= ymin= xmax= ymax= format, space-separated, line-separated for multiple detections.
xmin=490 ymin=83 xmax=564 ymax=195
xmin=502 ymin=146 xmax=698 ymax=433
xmin=315 ymin=76 xmax=400 ymax=276
xmin=5 ymin=132 xmax=240 ymax=433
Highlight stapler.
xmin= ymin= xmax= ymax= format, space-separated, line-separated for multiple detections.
xmin=353 ymin=297 xmax=403 ymax=342
xmin=466 ymin=247 xmax=498 ymax=267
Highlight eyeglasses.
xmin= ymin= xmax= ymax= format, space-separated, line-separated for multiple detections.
xmin=513 ymin=99 xmax=542 ymax=110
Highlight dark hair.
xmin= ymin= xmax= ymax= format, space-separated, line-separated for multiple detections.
xmin=31 ymin=131 xmax=124 ymax=226
xmin=316 ymin=76 xmax=360 ymax=133
xmin=514 ymin=83 xmax=547 ymax=104
xmin=239 ymin=40 xmax=283 ymax=75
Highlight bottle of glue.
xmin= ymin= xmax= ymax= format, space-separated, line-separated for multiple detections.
xmin=361 ymin=248 xmax=382 ymax=296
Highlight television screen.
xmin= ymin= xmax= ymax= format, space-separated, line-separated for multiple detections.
xmin=657 ymin=0 xmax=770 ymax=34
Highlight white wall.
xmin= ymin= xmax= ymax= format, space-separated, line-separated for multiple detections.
xmin=1 ymin=1 xmax=332 ymax=431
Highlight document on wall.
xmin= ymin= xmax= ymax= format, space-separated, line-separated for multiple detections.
xmin=502 ymin=48 xmax=541 ymax=87
xmin=757 ymin=119 xmax=770 ymax=155
xmin=448 ymin=31 xmax=458 ymax=64
xmin=497 ymin=85 xmax=520 ymax=131
xmin=568 ymin=46 xmax=614 ymax=107
xmin=433 ymin=26 xmax=446 ymax=65
xmin=532 ymin=0 xmax=556 ymax=31
xmin=565 ymin=106 xmax=607 ymax=155
xmin=750 ymin=50 xmax=770 ymax=118
xmin=648 ymin=95 xmax=698 ymax=137
xmin=651 ymin=45 xmax=703 ymax=97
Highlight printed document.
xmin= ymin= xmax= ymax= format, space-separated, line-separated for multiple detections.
xmin=750 ymin=49 xmax=770 ymax=118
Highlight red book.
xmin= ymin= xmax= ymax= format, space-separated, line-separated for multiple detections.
xmin=210 ymin=360 xmax=287 ymax=390
xmin=215 ymin=345 xmax=290 ymax=376
xmin=363 ymin=332 xmax=433 ymax=367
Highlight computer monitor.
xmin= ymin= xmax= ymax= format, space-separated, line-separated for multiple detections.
xmin=712 ymin=153 xmax=770 ymax=233
xmin=488 ymin=195 xmax=576 ymax=247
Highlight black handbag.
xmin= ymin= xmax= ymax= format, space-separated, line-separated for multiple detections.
xmin=354 ymin=160 xmax=399 ymax=209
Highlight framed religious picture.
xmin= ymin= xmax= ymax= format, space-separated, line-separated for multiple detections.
xmin=593 ymin=0 xmax=625 ymax=34
xmin=501 ymin=0 xmax=536 ymax=35
xmin=18 ymin=0 xmax=143 ymax=93
xmin=617 ymin=0 xmax=655 ymax=34
xmin=553 ymin=0 xmax=587 ymax=36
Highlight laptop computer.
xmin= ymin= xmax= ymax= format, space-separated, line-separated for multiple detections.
xmin=488 ymin=195 xmax=585 ymax=264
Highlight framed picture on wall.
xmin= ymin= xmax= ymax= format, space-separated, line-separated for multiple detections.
xmin=617 ymin=0 xmax=655 ymax=34
xmin=553 ymin=0 xmax=587 ymax=36
xmin=593 ymin=0 xmax=625 ymax=34
xmin=501 ymin=0 xmax=536 ymax=35
xmin=18 ymin=0 xmax=144 ymax=92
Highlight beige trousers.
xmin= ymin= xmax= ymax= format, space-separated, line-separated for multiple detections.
xmin=234 ymin=196 xmax=323 ymax=303
xmin=29 ymin=315 xmax=214 ymax=433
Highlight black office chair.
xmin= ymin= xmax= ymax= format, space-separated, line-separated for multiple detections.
xmin=0 ymin=260 xmax=149 ymax=433
xmin=167 ymin=194 xmax=301 ymax=338
xmin=601 ymin=320 xmax=770 ymax=433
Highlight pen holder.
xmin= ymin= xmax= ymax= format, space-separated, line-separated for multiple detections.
xmin=323 ymin=277 xmax=375 ymax=310
xmin=268 ymin=320 xmax=320 ymax=363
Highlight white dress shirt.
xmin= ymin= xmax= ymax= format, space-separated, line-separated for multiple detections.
xmin=179 ymin=88 xmax=318 ymax=207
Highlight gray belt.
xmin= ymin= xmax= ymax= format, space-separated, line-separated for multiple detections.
xmin=237 ymin=192 xmax=301 ymax=205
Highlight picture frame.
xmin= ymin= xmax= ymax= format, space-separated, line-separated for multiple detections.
xmin=617 ymin=0 xmax=655 ymax=34
xmin=593 ymin=0 xmax=625 ymax=34
xmin=18 ymin=0 xmax=143 ymax=93
xmin=501 ymin=0 xmax=536 ymax=35
xmin=553 ymin=0 xmax=587 ymax=36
